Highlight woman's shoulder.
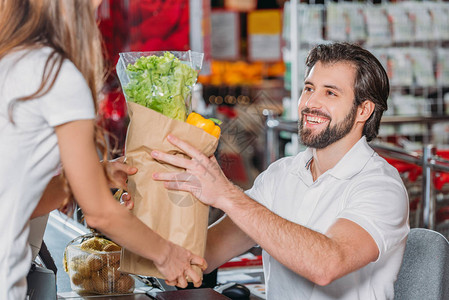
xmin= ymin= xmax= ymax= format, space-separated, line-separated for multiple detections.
xmin=3 ymin=46 xmax=52 ymax=66
xmin=0 ymin=47 xmax=53 ymax=95
xmin=26 ymin=47 xmax=87 ymax=89
xmin=4 ymin=47 xmax=78 ymax=72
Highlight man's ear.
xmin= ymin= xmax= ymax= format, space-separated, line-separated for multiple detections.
xmin=357 ymin=100 xmax=375 ymax=122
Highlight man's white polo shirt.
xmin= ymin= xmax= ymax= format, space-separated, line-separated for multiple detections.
xmin=246 ymin=136 xmax=409 ymax=300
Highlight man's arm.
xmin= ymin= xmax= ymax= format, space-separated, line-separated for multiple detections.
xmin=221 ymin=188 xmax=378 ymax=285
xmin=152 ymin=135 xmax=379 ymax=285
xmin=205 ymin=215 xmax=256 ymax=273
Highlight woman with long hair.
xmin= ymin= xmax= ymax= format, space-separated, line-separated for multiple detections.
xmin=0 ymin=1 xmax=206 ymax=298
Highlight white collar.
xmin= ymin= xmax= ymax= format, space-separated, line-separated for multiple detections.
xmin=293 ymin=136 xmax=375 ymax=181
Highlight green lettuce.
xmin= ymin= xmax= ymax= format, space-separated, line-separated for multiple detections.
xmin=123 ymin=52 xmax=198 ymax=121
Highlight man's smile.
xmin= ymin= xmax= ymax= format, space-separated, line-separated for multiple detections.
xmin=303 ymin=113 xmax=329 ymax=128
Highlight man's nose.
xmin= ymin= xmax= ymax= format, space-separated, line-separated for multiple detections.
xmin=304 ymin=92 xmax=321 ymax=108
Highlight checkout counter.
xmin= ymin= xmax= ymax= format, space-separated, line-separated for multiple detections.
xmin=37 ymin=211 xmax=265 ymax=300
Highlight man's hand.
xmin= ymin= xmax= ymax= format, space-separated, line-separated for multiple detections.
xmin=150 ymin=134 xmax=237 ymax=209
xmin=102 ymin=157 xmax=137 ymax=190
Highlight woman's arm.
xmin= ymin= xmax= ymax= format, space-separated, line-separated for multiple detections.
xmin=55 ymin=120 xmax=206 ymax=288
xmin=31 ymin=156 xmax=137 ymax=219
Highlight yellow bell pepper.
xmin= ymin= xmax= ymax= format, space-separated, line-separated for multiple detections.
xmin=186 ymin=112 xmax=221 ymax=139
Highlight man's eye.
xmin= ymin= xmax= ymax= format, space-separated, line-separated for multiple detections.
xmin=304 ymin=87 xmax=313 ymax=92
xmin=327 ymin=90 xmax=336 ymax=96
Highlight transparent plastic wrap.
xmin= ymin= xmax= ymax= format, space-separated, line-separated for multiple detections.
xmin=116 ymin=50 xmax=204 ymax=121
xmin=63 ymin=233 xmax=134 ymax=295
xmin=115 ymin=51 xmax=218 ymax=279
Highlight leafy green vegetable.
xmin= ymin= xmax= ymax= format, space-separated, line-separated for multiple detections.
xmin=123 ymin=52 xmax=198 ymax=121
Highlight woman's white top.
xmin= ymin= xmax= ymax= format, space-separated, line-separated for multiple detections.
xmin=0 ymin=47 xmax=95 ymax=299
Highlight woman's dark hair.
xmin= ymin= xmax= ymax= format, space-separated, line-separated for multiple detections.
xmin=305 ymin=42 xmax=390 ymax=142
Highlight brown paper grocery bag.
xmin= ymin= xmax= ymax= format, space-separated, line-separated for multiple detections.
xmin=120 ymin=102 xmax=218 ymax=279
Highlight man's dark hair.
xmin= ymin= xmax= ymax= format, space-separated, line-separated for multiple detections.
xmin=304 ymin=42 xmax=390 ymax=142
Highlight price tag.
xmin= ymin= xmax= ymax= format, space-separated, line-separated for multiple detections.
xmin=247 ymin=9 xmax=282 ymax=62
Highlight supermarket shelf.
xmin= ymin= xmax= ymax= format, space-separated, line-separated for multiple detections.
xmin=264 ymin=115 xmax=449 ymax=129
xmin=381 ymin=115 xmax=449 ymax=124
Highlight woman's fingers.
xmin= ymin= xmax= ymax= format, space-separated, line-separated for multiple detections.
xmin=120 ymin=192 xmax=134 ymax=210
xmin=176 ymin=275 xmax=188 ymax=288
xmin=162 ymin=252 xmax=206 ymax=288
xmin=115 ymin=156 xmax=126 ymax=163
xmin=165 ymin=271 xmax=202 ymax=288
xmin=165 ymin=279 xmax=177 ymax=286
xmin=116 ymin=161 xmax=137 ymax=176
xmin=184 ymin=268 xmax=202 ymax=288
xmin=109 ymin=156 xmax=137 ymax=175
xmin=103 ymin=157 xmax=138 ymax=189
xmin=186 ymin=254 xmax=207 ymax=287
xmin=190 ymin=254 xmax=208 ymax=271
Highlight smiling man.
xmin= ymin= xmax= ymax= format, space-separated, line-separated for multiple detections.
xmin=151 ymin=42 xmax=410 ymax=299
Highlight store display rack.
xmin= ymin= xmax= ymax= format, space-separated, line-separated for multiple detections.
xmin=283 ymin=0 xmax=449 ymax=138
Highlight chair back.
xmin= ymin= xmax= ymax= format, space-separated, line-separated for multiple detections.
xmin=394 ymin=228 xmax=449 ymax=300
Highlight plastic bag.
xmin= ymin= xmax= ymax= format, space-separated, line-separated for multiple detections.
xmin=63 ymin=232 xmax=134 ymax=295
xmin=116 ymin=50 xmax=204 ymax=121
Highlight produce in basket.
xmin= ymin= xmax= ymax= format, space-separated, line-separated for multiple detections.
xmin=64 ymin=234 xmax=134 ymax=295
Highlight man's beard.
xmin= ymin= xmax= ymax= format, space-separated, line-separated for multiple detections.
xmin=299 ymin=104 xmax=358 ymax=149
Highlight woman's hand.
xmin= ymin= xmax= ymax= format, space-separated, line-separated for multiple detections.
xmin=117 ymin=192 xmax=206 ymax=288
xmin=151 ymin=134 xmax=236 ymax=209
xmin=102 ymin=157 xmax=137 ymax=190
xmin=156 ymin=241 xmax=207 ymax=288
xmin=119 ymin=192 xmax=134 ymax=210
